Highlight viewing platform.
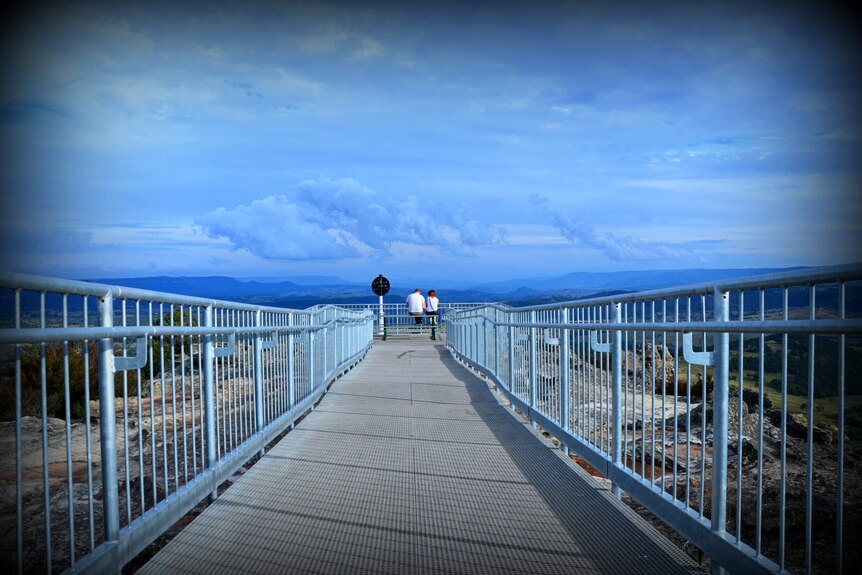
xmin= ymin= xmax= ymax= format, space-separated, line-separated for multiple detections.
xmin=2 ymin=265 xmax=860 ymax=575
xmin=138 ymin=337 xmax=702 ymax=575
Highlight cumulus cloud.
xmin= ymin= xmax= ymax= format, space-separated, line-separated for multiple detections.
xmin=197 ymin=178 xmax=504 ymax=261
xmin=197 ymin=195 xmax=361 ymax=260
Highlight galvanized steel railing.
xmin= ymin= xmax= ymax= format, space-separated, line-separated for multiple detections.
xmin=0 ymin=272 xmax=374 ymax=575
xmin=445 ymin=263 xmax=862 ymax=575
xmin=335 ymin=302 xmax=486 ymax=332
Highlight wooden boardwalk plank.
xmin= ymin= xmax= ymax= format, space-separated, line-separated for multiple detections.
xmin=138 ymin=339 xmax=704 ymax=575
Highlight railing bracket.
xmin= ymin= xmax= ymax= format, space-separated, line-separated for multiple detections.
xmin=262 ymin=332 xmax=278 ymax=350
xmin=682 ymin=332 xmax=714 ymax=366
xmin=214 ymin=333 xmax=236 ymax=357
xmin=543 ymin=329 xmax=559 ymax=346
xmin=590 ymin=330 xmax=610 ymax=353
xmin=114 ymin=337 xmax=148 ymax=372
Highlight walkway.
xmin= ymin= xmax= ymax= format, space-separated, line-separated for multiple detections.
xmin=138 ymin=338 xmax=704 ymax=575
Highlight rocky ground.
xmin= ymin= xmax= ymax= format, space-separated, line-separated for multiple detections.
xmin=536 ymin=388 xmax=861 ymax=575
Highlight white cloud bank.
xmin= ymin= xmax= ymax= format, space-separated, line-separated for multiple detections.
xmin=528 ymin=193 xmax=698 ymax=262
xmin=197 ymin=178 xmax=505 ymax=261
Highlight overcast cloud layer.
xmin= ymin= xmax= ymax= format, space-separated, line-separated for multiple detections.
xmin=1 ymin=0 xmax=860 ymax=283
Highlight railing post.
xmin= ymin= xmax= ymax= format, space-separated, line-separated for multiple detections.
xmin=482 ymin=315 xmax=488 ymax=369
xmin=203 ymin=305 xmax=217 ymax=503
xmin=253 ymin=310 xmax=265 ymax=457
xmin=611 ymin=301 xmax=623 ymax=499
xmin=344 ymin=315 xmax=350 ymax=359
xmin=350 ymin=314 xmax=356 ymax=357
xmin=336 ymin=313 xmax=342 ymax=365
xmin=508 ymin=323 xmax=515 ymax=398
xmin=97 ymin=292 xmax=120 ymax=549
xmin=309 ymin=330 xmax=316 ymax=408
xmin=463 ymin=321 xmax=468 ymax=359
xmin=711 ymin=288 xmax=730 ymax=575
xmin=288 ymin=313 xmax=295 ymax=419
xmin=494 ymin=310 xmax=500 ymax=390
xmin=323 ymin=313 xmax=329 ymax=382
xmin=559 ymin=307 xmax=570 ymax=455
xmin=529 ymin=310 xmax=537 ymax=428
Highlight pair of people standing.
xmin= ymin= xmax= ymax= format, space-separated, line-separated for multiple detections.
xmin=405 ymin=288 xmax=439 ymax=325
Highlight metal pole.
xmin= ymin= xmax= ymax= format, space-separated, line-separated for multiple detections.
xmin=508 ymin=324 xmax=515 ymax=399
xmin=287 ymin=313 xmax=295 ymax=426
xmin=612 ymin=302 xmax=623 ymax=499
xmin=309 ymin=331 xmax=315 ymax=409
xmin=529 ymin=310 xmax=537 ymax=428
xmin=97 ymin=292 xmax=120 ymax=547
xmin=482 ymin=317 xmax=488 ymax=369
xmin=378 ymin=294 xmax=384 ymax=335
xmin=253 ymin=310 xmax=265 ymax=458
xmin=494 ymin=310 xmax=501 ymax=392
xmin=323 ymin=316 xmax=328 ymax=382
xmin=203 ymin=305 xmax=217 ymax=503
xmin=560 ymin=307 xmax=570 ymax=456
xmin=711 ymin=288 xmax=730 ymax=575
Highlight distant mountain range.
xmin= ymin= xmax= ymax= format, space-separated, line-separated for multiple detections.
xmin=91 ymin=267 xmax=811 ymax=307
xmin=470 ymin=267 xmax=810 ymax=294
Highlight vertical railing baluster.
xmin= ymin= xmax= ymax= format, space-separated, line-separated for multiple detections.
xmin=39 ymin=292 xmax=51 ymax=573
xmin=288 ymin=314 xmax=295 ymax=427
xmin=529 ymin=310 xmax=537 ymax=427
xmin=560 ymin=307 xmax=570 ymax=456
xmin=806 ymin=286 xmax=816 ymax=575
xmin=253 ymin=310 xmax=265 ymax=457
xmin=756 ymin=290 xmax=765 ymax=556
xmin=779 ymin=287 xmax=789 ymax=571
xmin=837 ymin=281 xmax=845 ymax=575
xmin=62 ymin=294 xmax=75 ymax=566
xmin=612 ymin=302 xmax=622 ymax=499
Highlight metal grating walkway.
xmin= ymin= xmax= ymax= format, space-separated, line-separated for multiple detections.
xmin=138 ymin=338 xmax=704 ymax=575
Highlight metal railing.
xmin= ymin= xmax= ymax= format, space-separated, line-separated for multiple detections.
xmin=0 ymin=272 xmax=374 ymax=575
xmin=445 ymin=263 xmax=862 ymax=575
xmin=335 ymin=302 xmax=489 ymax=333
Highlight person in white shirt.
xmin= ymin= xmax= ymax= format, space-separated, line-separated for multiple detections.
xmin=425 ymin=289 xmax=439 ymax=325
xmin=406 ymin=288 xmax=426 ymax=325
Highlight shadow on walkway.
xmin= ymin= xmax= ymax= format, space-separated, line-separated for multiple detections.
xmin=434 ymin=345 xmax=703 ymax=574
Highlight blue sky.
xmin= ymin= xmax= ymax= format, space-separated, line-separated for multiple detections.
xmin=1 ymin=0 xmax=860 ymax=283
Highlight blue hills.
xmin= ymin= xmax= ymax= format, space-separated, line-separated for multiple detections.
xmin=91 ymin=267 xmax=811 ymax=306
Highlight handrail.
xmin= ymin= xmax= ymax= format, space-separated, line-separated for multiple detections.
xmin=0 ymin=271 xmax=331 ymax=315
xmin=3 ymin=265 xmax=859 ymax=575
xmin=444 ymin=262 xmax=862 ymax=575
xmin=447 ymin=318 xmax=862 ymax=334
xmin=0 ymin=316 xmax=372 ymax=344
xmin=446 ymin=261 xmax=862 ymax=313
xmin=0 ymin=272 xmax=375 ymax=575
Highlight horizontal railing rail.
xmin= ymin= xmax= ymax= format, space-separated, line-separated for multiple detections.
xmin=445 ymin=263 xmax=862 ymax=575
xmin=0 ymin=272 xmax=375 ymax=575
xmin=334 ymin=302 xmax=490 ymax=331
